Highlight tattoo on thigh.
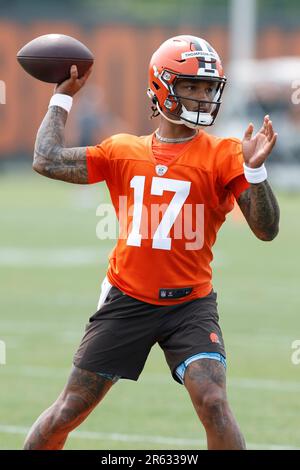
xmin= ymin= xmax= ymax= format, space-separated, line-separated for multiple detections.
xmin=66 ymin=366 xmax=113 ymax=406
xmin=186 ymin=359 xmax=226 ymax=387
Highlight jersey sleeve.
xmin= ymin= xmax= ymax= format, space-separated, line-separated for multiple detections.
xmin=86 ymin=137 xmax=112 ymax=184
xmin=226 ymin=174 xmax=250 ymax=200
xmin=216 ymin=138 xmax=246 ymax=188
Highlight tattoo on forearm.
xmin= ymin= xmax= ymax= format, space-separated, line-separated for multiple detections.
xmin=238 ymin=181 xmax=280 ymax=240
xmin=33 ymin=106 xmax=88 ymax=184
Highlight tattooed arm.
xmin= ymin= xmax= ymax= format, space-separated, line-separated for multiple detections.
xmin=239 ymin=115 xmax=280 ymax=241
xmin=237 ymin=181 xmax=280 ymax=241
xmin=33 ymin=106 xmax=88 ymax=184
xmin=33 ymin=64 xmax=92 ymax=184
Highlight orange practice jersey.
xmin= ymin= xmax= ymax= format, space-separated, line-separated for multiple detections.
xmin=87 ymin=131 xmax=246 ymax=305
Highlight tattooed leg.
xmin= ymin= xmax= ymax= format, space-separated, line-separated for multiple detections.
xmin=23 ymin=366 xmax=114 ymax=450
xmin=184 ymin=359 xmax=246 ymax=450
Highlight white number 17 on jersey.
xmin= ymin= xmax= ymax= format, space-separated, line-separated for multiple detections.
xmin=126 ymin=176 xmax=204 ymax=251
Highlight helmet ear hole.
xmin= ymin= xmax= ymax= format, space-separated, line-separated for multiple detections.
xmin=152 ymin=81 xmax=160 ymax=90
xmin=147 ymin=88 xmax=157 ymax=104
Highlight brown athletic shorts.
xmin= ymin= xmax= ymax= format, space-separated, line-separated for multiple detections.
xmin=73 ymin=284 xmax=226 ymax=384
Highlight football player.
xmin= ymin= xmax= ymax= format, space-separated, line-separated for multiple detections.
xmin=24 ymin=35 xmax=279 ymax=450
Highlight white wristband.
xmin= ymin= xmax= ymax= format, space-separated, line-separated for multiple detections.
xmin=243 ymin=162 xmax=267 ymax=184
xmin=49 ymin=93 xmax=73 ymax=113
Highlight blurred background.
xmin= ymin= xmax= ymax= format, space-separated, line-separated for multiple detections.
xmin=0 ymin=0 xmax=300 ymax=450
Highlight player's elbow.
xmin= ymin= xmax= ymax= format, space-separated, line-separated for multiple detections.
xmin=264 ymin=225 xmax=279 ymax=241
xmin=32 ymin=156 xmax=46 ymax=176
xmin=255 ymin=224 xmax=279 ymax=242
xmin=32 ymin=144 xmax=61 ymax=177
xmin=32 ymin=152 xmax=54 ymax=178
xmin=33 ymin=139 xmax=63 ymax=176
xmin=32 ymin=158 xmax=42 ymax=174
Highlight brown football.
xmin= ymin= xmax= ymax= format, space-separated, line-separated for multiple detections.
xmin=17 ymin=34 xmax=94 ymax=83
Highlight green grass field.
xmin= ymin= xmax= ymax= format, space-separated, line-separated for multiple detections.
xmin=0 ymin=169 xmax=299 ymax=450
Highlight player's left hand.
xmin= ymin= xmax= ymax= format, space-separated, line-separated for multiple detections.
xmin=242 ymin=115 xmax=278 ymax=168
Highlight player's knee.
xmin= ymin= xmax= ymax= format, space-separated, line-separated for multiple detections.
xmin=195 ymin=387 xmax=228 ymax=428
xmin=51 ymin=395 xmax=90 ymax=432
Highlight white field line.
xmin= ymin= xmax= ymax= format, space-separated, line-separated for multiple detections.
xmin=229 ymin=377 xmax=300 ymax=392
xmin=0 ymin=424 xmax=299 ymax=450
xmin=0 ymin=247 xmax=110 ymax=267
xmin=1 ymin=365 xmax=300 ymax=393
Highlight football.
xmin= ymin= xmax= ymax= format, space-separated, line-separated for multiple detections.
xmin=17 ymin=34 xmax=94 ymax=83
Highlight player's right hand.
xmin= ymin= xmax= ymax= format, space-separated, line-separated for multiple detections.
xmin=54 ymin=65 xmax=92 ymax=97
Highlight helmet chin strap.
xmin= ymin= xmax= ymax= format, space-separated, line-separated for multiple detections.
xmin=156 ymin=102 xmax=211 ymax=129
xmin=156 ymin=102 xmax=184 ymax=125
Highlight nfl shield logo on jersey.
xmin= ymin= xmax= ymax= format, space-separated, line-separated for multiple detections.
xmin=155 ymin=165 xmax=168 ymax=176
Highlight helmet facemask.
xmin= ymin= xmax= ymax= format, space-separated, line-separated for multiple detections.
xmin=153 ymin=71 xmax=226 ymax=129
